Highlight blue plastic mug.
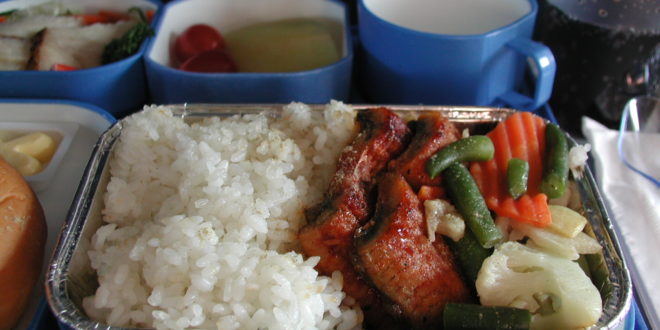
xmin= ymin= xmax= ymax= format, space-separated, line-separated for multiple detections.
xmin=357 ymin=0 xmax=556 ymax=110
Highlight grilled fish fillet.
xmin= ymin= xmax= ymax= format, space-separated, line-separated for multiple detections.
xmin=389 ymin=112 xmax=461 ymax=190
xmin=299 ymin=107 xmax=410 ymax=310
xmin=354 ymin=172 xmax=471 ymax=328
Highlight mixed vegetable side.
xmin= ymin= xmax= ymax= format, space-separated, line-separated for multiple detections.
xmin=300 ymin=108 xmax=604 ymax=330
xmin=425 ymin=111 xmax=603 ymax=329
xmin=0 ymin=2 xmax=154 ymax=71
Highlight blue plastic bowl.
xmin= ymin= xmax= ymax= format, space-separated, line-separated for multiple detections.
xmin=0 ymin=0 xmax=161 ymax=118
xmin=144 ymin=0 xmax=353 ymax=104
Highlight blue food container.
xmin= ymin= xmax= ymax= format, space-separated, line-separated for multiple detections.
xmin=0 ymin=0 xmax=160 ymax=118
xmin=144 ymin=0 xmax=353 ymax=104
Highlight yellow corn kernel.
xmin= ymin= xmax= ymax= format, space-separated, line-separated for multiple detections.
xmin=5 ymin=132 xmax=58 ymax=164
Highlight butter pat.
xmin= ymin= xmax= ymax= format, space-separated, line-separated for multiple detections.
xmin=0 ymin=130 xmax=19 ymax=143
xmin=226 ymin=18 xmax=342 ymax=73
xmin=0 ymin=144 xmax=42 ymax=176
xmin=4 ymin=132 xmax=57 ymax=163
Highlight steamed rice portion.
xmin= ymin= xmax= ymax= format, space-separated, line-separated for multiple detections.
xmin=83 ymin=102 xmax=362 ymax=330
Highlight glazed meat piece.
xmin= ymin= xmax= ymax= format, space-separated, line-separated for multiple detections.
xmin=300 ymin=191 xmax=378 ymax=305
xmin=354 ymin=172 xmax=471 ymax=327
xmin=324 ymin=107 xmax=412 ymax=216
xmin=389 ymin=112 xmax=461 ymax=190
xmin=299 ymin=107 xmax=410 ymax=308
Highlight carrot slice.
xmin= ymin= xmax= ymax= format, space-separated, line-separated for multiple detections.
xmin=97 ymin=10 xmax=131 ymax=22
xmin=74 ymin=11 xmax=130 ymax=25
xmin=469 ymin=112 xmax=551 ymax=227
xmin=417 ymin=185 xmax=445 ymax=203
xmin=50 ymin=64 xmax=78 ymax=71
xmin=74 ymin=14 xmax=111 ymax=25
xmin=146 ymin=10 xmax=155 ymax=23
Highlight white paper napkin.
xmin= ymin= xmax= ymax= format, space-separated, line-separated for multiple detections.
xmin=582 ymin=116 xmax=660 ymax=329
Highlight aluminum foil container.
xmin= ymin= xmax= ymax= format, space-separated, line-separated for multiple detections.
xmin=45 ymin=104 xmax=632 ymax=329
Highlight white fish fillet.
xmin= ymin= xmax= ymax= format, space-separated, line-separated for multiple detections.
xmin=0 ymin=15 xmax=81 ymax=38
xmin=0 ymin=36 xmax=31 ymax=70
xmin=31 ymin=20 xmax=137 ymax=70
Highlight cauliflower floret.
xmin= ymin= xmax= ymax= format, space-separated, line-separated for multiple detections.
xmin=476 ymin=242 xmax=602 ymax=330
xmin=424 ymin=199 xmax=465 ymax=242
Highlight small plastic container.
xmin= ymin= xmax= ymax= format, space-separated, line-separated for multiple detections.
xmin=144 ymin=0 xmax=353 ymax=104
xmin=0 ymin=98 xmax=116 ymax=330
xmin=0 ymin=0 xmax=160 ymax=118
xmin=0 ymin=120 xmax=79 ymax=192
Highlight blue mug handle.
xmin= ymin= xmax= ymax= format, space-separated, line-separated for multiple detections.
xmin=497 ymin=38 xmax=556 ymax=111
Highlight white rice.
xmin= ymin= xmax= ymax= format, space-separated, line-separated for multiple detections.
xmin=569 ymin=143 xmax=591 ymax=180
xmin=83 ymin=102 xmax=362 ymax=330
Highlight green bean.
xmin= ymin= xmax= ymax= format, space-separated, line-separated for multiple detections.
xmin=0 ymin=9 xmax=17 ymax=17
xmin=448 ymin=229 xmax=492 ymax=284
xmin=541 ymin=123 xmax=569 ymax=199
xmin=443 ymin=163 xmax=502 ymax=248
xmin=507 ymin=158 xmax=529 ymax=199
xmin=443 ymin=303 xmax=532 ymax=330
xmin=427 ymin=136 xmax=494 ymax=179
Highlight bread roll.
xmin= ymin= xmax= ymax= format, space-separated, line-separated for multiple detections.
xmin=0 ymin=156 xmax=47 ymax=329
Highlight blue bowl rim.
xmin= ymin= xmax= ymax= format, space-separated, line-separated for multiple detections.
xmin=357 ymin=0 xmax=539 ymax=40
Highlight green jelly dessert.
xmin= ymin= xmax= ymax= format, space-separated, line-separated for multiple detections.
xmin=225 ymin=18 xmax=342 ymax=73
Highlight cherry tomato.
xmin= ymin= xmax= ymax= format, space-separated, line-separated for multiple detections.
xmin=174 ymin=24 xmax=225 ymax=64
xmin=178 ymin=50 xmax=237 ymax=73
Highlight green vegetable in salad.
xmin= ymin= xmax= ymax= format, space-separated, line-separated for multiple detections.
xmin=0 ymin=9 xmax=17 ymax=17
xmin=101 ymin=9 xmax=153 ymax=64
